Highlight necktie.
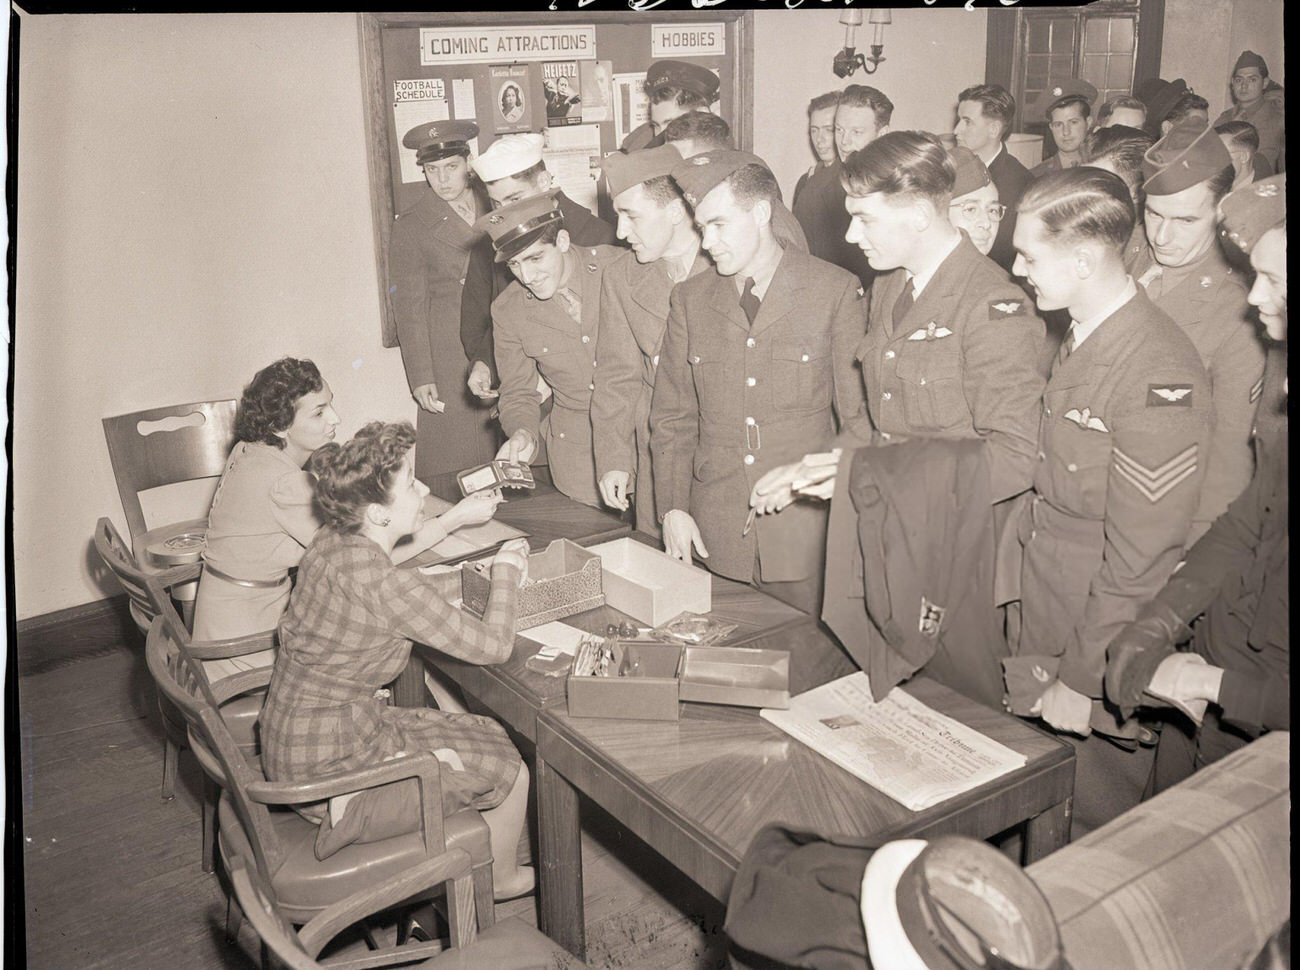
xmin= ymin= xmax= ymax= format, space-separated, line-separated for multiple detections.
xmin=892 ymin=281 xmax=915 ymax=328
xmin=1055 ymin=326 xmax=1078 ymax=372
xmin=1137 ymin=263 xmax=1164 ymax=300
xmin=740 ymin=277 xmax=761 ymax=326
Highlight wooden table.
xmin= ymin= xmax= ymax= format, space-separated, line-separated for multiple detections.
xmin=534 ymin=675 xmax=1075 ymax=959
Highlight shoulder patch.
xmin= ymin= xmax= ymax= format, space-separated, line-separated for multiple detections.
xmin=989 ymin=298 xmax=1026 ymax=319
xmin=1147 ymin=384 xmax=1194 ymax=407
xmin=1250 ymin=376 xmax=1264 ymax=403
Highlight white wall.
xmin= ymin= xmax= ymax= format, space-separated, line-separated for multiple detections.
xmin=1160 ymin=0 xmax=1284 ymax=117
xmin=753 ymin=8 xmax=989 ymax=202
xmin=14 ymin=13 xmax=413 ymax=620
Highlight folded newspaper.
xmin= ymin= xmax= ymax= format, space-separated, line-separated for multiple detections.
xmin=760 ymin=673 xmax=1027 ymax=812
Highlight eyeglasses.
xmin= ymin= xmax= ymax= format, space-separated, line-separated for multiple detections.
xmin=950 ymin=201 xmax=1007 ymax=223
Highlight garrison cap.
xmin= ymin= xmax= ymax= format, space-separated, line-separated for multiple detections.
xmin=1143 ymin=121 xmax=1233 ymax=196
xmin=1138 ymin=77 xmax=1190 ymax=129
xmin=645 ymin=59 xmax=720 ymax=102
xmin=471 ymin=132 xmax=545 ymax=184
xmin=402 ymin=119 xmax=478 ymax=165
xmin=948 ymin=146 xmax=992 ymax=197
xmin=473 ymin=191 xmax=564 ymax=263
xmin=669 ymin=149 xmax=771 ymax=209
xmin=1233 ymin=50 xmax=1268 ymax=75
xmin=1028 ymin=78 xmax=1098 ymax=123
xmin=602 ymin=143 xmax=683 ymax=199
xmin=1219 ymin=173 xmax=1285 ymax=255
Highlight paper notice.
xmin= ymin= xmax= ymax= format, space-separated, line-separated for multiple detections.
xmin=452 ymin=77 xmax=477 ymax=120
xmin=519 ymin=620 xmax=589 ymax=659
xmin=542 ymin=123 xmax=601 ymax=212
xmin=761 ymin=673 xmax=1027 ymax=812
xmin=613 ymin=72 xmax=649 ymax=149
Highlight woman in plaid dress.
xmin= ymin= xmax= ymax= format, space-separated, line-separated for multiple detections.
xmin=261 ymin=421 xmax=535 ymax=899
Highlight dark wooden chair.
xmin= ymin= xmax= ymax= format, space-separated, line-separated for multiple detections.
xmin=144 ymin=616 xmax=500 ymax=955
xmin=231 ymin=858 xmax=583 ymax=970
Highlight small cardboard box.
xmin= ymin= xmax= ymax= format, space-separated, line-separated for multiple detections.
xmin=566 ymin=642 xmax=791 ymax=719
xmin=586 ymin=538 xmax=712 ymax=626
xmin=461 ymin=538 xmax=603 ymax=630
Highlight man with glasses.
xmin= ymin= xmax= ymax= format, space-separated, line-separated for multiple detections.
xmin=1213 ymin=51 xmax=1284 ymax=173
xmin=945 ymin=147 xmax=1005 ymax=259
xmin=1029 ymin=79 xmax=1098 ymax=177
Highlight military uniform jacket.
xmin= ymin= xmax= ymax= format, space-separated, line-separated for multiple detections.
xmin=590 ymin=247 xmax=710 ymax=533
xmin=461 ymin=191 xmax=617 ymax=381
xmin=1029 ymin=153 xmax=1065 ymax=178
xmin=1014 ymin=288 xmax=1210 ymax=700
xmin=986 ymin=147 xmax=1030 ymax=272
xmin=835 ymin=235 xmax=1045 ymax=503
xmin=1131 ymin=244 xmax=1266 ymax=541
xmin=1214 ymin=99 xmax=1286 ymax=171
xmin=650 ymin=250 xmax=868 ymax=583
xmin=388 ymin=187 xmax=500 ymax=477
xmin=492 ymin=244 xmax=624 ymax=508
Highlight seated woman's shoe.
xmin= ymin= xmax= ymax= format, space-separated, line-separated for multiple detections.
xmin=493 ymin=865 xmax=536 ymax=902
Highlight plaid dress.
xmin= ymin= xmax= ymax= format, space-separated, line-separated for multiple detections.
xmin=262 ymin=529 xmax=522 ymax=814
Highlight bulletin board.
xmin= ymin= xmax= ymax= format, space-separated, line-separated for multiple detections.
xmin=358 ymin=11 xmax=754 ymax=347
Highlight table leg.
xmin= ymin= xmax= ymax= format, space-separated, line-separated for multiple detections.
xmin=1023 ymin=796 xmax=1072 ymax=864
xmin=389 ymin=657 xmax=432 ymax=709
xmin=537 ymin=755 xmax=585 ymax=960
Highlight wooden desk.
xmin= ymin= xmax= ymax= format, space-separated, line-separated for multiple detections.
xmin=534 ymin=677 xmax=1075 ymax=959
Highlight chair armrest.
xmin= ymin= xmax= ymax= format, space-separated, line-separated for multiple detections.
xmin=152 ymin=561 xmax=204 ymax=589
xmin=185 ymin=630 xmax=277 ymax=661
xmin=208 ymin=667 xmax=274 ymax=706
xmin=297 ymin=847 xmax=476 ymax=959
xmin=247 ymin=753 xmax=446 ymax=855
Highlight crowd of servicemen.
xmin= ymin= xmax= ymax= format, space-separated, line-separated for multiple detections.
xmin=388 ymin=50 xmax=1287 ymax=841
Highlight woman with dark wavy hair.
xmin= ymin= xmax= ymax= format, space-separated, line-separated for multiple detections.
xmin=262 ymin=421 xmax=535 ymax=899
xmin=193 ymin=359 xmax=500 ymax=673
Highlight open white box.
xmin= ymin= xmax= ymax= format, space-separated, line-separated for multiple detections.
xmin=586 ymin=537 xmax=712 ymax=626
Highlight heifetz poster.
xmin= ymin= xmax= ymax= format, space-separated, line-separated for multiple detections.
xmin=490 ymin=64 xmax=533 ymax=134
xmin=543 ymin=60 xmax=582 ymax=126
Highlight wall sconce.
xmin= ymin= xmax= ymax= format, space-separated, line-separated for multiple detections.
xmin=833 ymin=9 xmax=890 ymax=78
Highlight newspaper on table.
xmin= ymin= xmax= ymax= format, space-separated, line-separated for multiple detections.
xmin=760 ymin=672 xmax=1027 ymax=812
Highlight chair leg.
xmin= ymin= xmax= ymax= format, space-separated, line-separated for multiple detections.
xmin=225 ymin=894 xmax=243 ymax=944
xmin=472 ymin=863 xmax=496 ymax=931
xmin=201 ymin=776 xmax=217 ymax=873
xmin=162 ymin=738 xmax=179 ymax=801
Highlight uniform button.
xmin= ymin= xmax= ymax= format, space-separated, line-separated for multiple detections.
xmin=588 ymin=383 xmax=595 ymax=391
xmin=745 ymin=416 xmax=756 ymax=426
xmin=690 ymin=355 xmax=701 ymax=364
xmin=458 ymin=278 xmax=466 ymax=286
xmin=880 ymin=432 xmax=892 ymax=441
xmin=800 ymin=353 xmax=810 ymax=362
xmin=542 ymin=346 xmax=549 ymax=353
xmin=918 ymin=377 xmax=927 ymax=386
xmin=592 ymin=359 xmax=597 ymax=367
xmin=1044 ymin=408 xmax=1052 ymax=417
xmin=1037 ymin=451 xmax=1046 ymax=461
xmin=884 ymin=350 xmax=895 ymax=360
xmin=746 ymin=377 xmax=757 ymax=387
xmin=882 ymin=391 xmax=892 ymax=401
xmin=652 ymin=355 xmax=659 ymax=366
xmin=582 ymin=335 xmax=590 ymax=343
xmin=558 ymin=432 xmax=566 ymax=439
xmin=1030 ymin=529 xmax=1037 ymax=540
xmin=744 ymin=454 xmax=755 ymax=465
xmin=1067 ymin=462 xmax=1077 ymax=472
xmin=746 ymin=337 xmax=756 ymax=348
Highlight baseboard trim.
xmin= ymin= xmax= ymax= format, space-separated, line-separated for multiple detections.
xmin=16 ymin=595 xmax=127 ymax=636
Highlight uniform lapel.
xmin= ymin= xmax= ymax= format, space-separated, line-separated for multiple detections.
xmin=747 ymin=252 xmax=798 ymax=337
xmin=897 ymin=239 xmax=967 ymax=341
xmin=629 ymin=258 xmax=672 ymax=318
xmin=707 ymin=270 xmax=754 ymax=332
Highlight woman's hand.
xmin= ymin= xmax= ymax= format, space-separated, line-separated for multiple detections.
xmin=493 ymin=538 xmax=531 ymax=583
xmin=447 ymin=489 xmax=503 ymax=531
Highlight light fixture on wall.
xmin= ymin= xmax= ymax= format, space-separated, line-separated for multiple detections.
xmin=833 ymin=9 xmax=890 ymax=78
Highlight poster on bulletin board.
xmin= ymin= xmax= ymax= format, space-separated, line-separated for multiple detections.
xmin=360 ymin=12 xmax=752 ymax=347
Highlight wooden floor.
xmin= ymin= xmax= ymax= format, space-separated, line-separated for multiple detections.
xmin=15 ymin=601 xmax=730 ymax=970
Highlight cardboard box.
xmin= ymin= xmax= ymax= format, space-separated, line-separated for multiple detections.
xmin=566 ymin=642 xmax=791 ymax=720
xmin=586 ymin=538 xmax=712 ymax=626
xmin=461 ymin=538 xmax=603 ymax=630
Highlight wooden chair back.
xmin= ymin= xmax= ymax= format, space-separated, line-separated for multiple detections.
xmin=102 ymin=399 xmax=238 ymax=539
xmin=93 ymin=517 xmax=166 ymax=631
xmin=145 ymin=615 xmax=286 ymax=886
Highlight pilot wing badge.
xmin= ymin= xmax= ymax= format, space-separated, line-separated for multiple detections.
xmin=1147 ymin=384 xmax=1194 ymax=407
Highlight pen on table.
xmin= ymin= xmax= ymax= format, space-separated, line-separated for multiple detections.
xmin=743 ymin=506 xmax=756 ymax=537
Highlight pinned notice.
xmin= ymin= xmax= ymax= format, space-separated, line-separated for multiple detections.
xmin=651 ymin=23 xmax=726 ymax=58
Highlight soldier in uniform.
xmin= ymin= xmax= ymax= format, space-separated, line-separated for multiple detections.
xmin=1105 ymin=173 xmax=1286 ymax=786
xmin=461 ymin=133 xmax=616 ymax=404
xmin=475 ymin=193 xmax=622 ymax=508
xmin=388 ymin=120 xmax=498 ymax=481
xmin=1005 ymin=168 xmax=1211 ymax=836
xmin=590 ymin=145 xmax=708 ymax=536
xmin=650 ymin=150 xmax=867 ymax=614
xmin=620 ymin=59 xmax=720 ymax=153
xmin=824 ymin=85 xmax=895 ymax=290
xmin=1213 ymin=51 xmax=1285 ymax=172
xmin=953 ymin=84 xmax=1029 ymax=272
xmin=1028 ymin=79 xmax=1098 ymax=177
xmin=1132 ymin=122 xmax=1267 ymax=541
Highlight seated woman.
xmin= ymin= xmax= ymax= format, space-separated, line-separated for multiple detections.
xmin=194 ymin=357 xmax=498 ymax=678
xmin=260 ymin=421 xmax=535 ymax=899
xmin=945 ymin=146 xmax=1004 ymax=258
